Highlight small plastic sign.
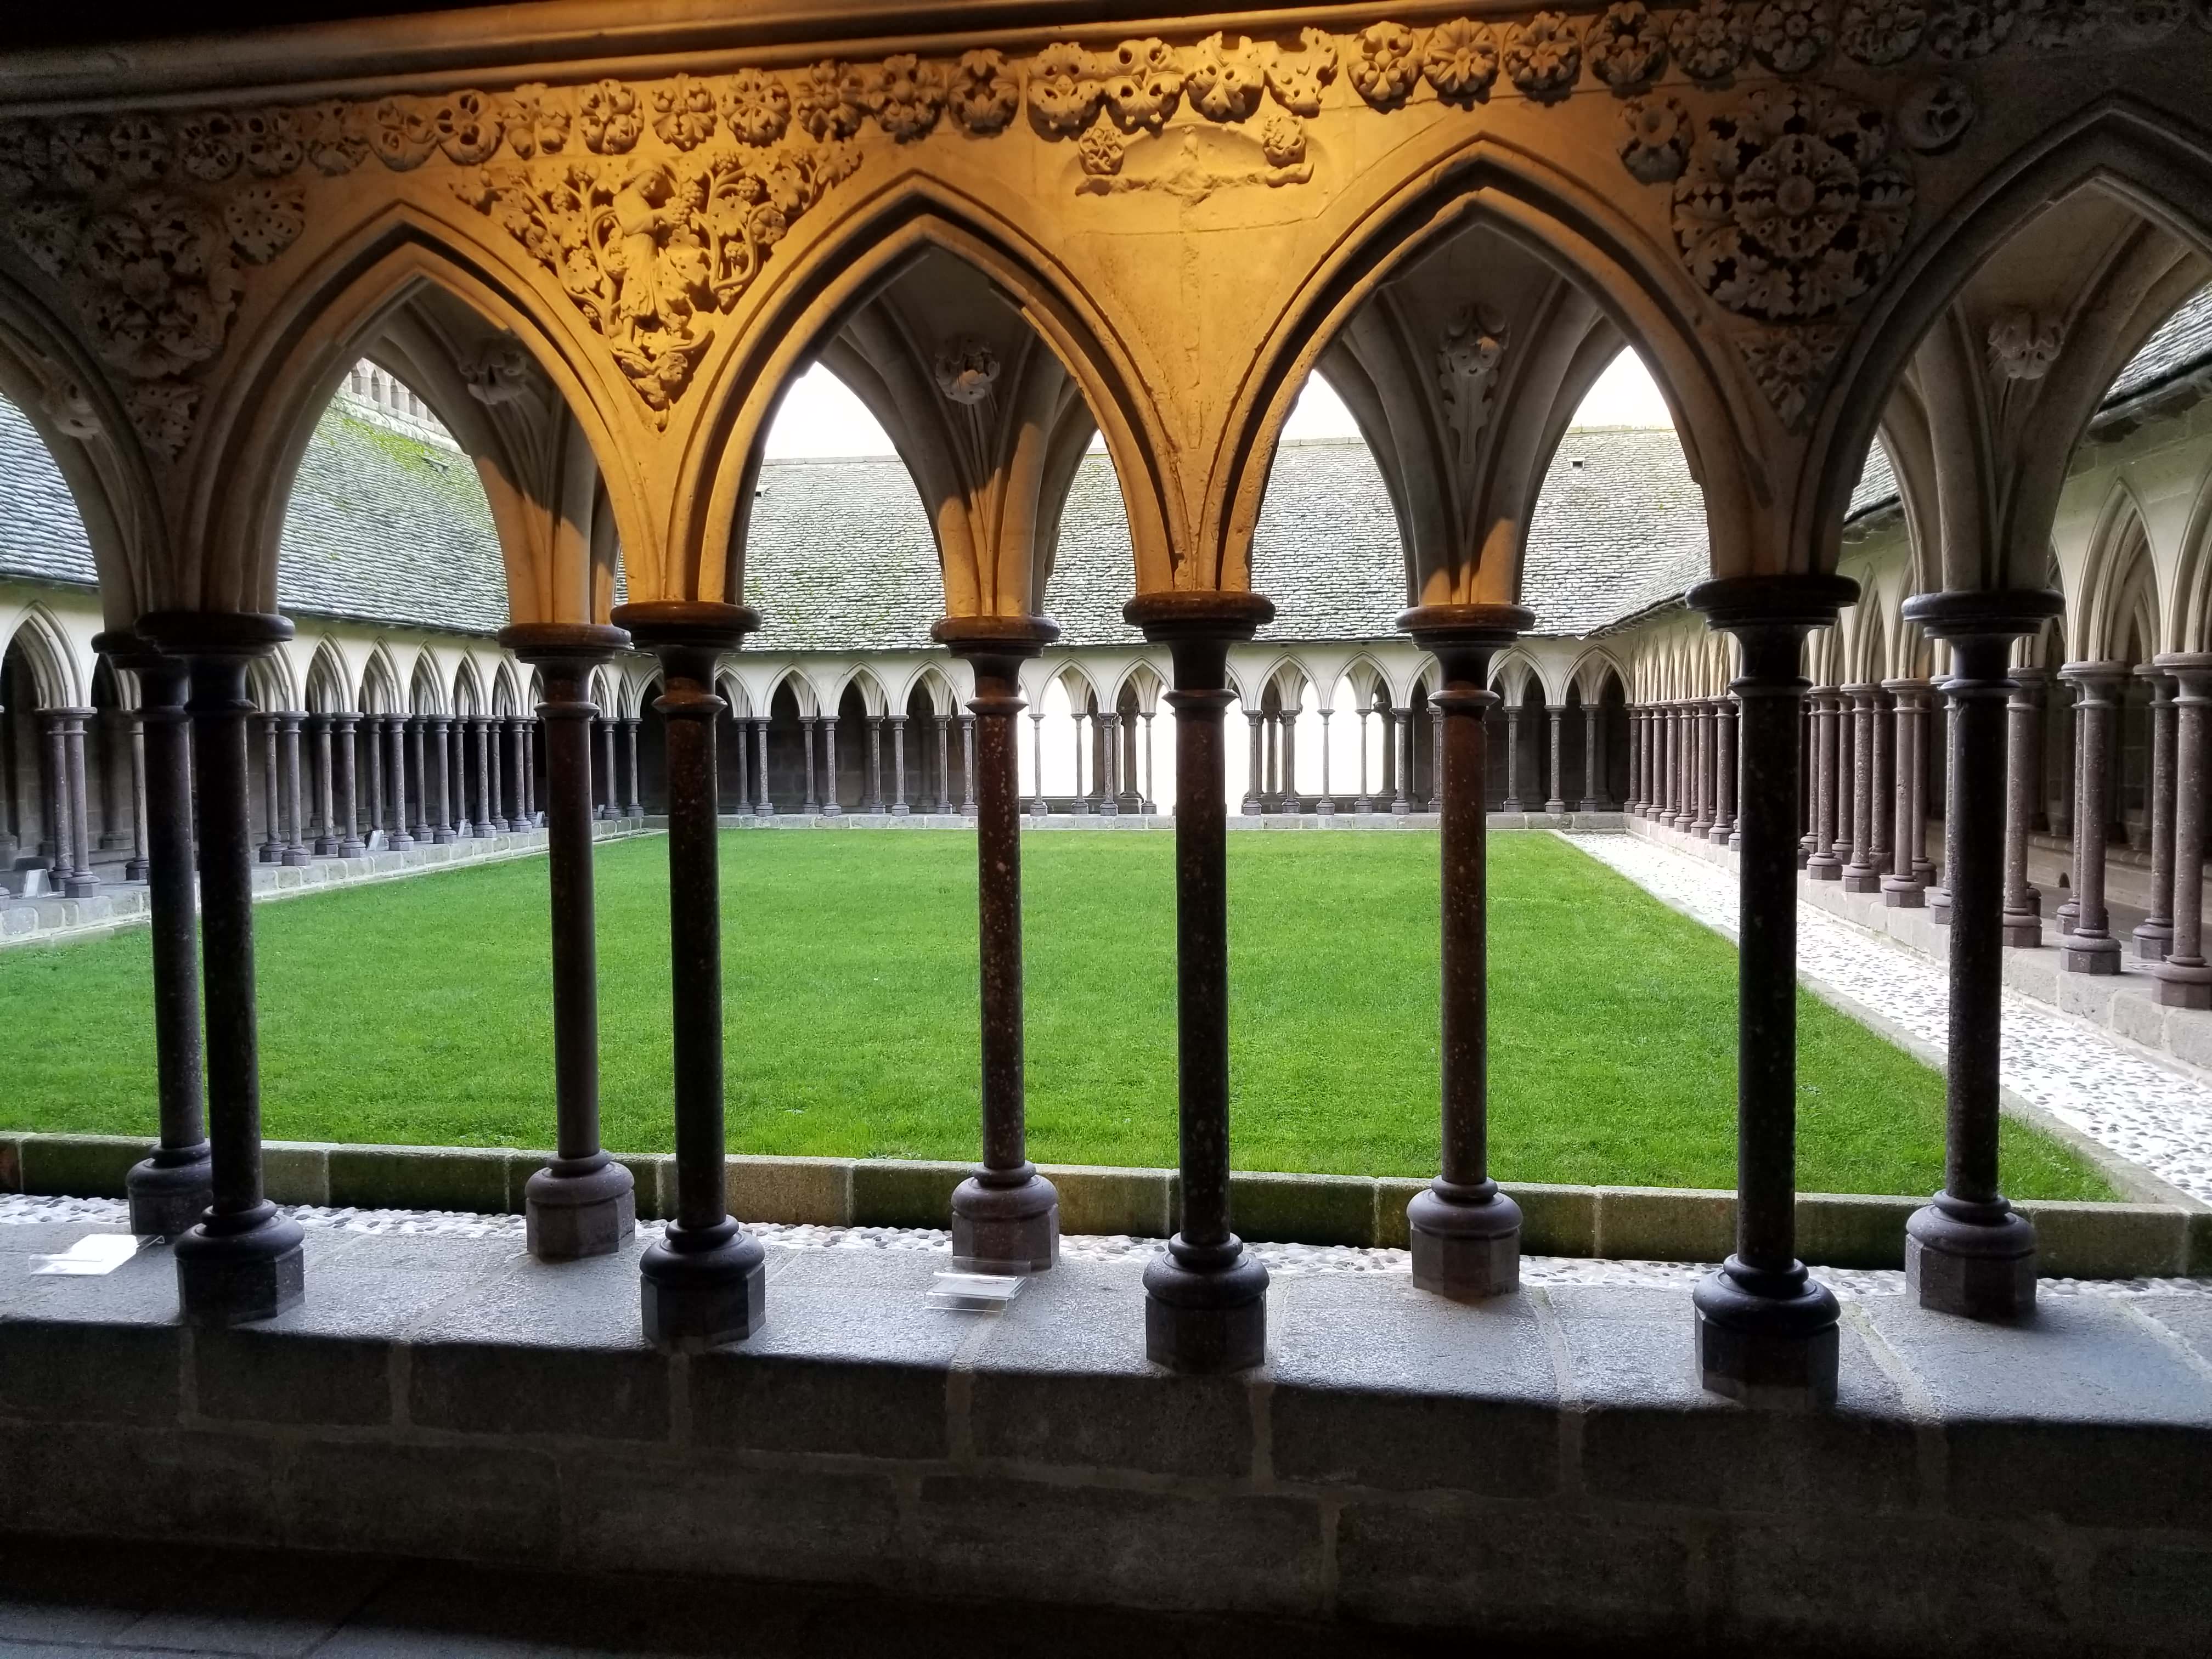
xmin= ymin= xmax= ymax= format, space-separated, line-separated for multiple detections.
xmin=926 ymin=1271 xmax=1024 ymax=1313
xmin=31 ymin=1234 xmax=144 ymax=1276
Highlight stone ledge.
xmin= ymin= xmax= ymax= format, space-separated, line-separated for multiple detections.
xmin=0 ymin=1227 xmax=2207 ymax=1654
xmin=5 ymin=1132 xmax=2205 ymax=1277
xmin=695 ymin=812 xmax=1628 ymax=832
xmin=0 ymin=819 xmax=653 ymax=952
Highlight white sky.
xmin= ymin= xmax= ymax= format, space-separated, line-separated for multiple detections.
xmin=760 ymin=346 xmax=1674 ymax=460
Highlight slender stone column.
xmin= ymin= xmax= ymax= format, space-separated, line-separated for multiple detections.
xmin=471 ymin=718 xmax=492 ymax=835
xmin=52 ymin=709 xmax=98 ymax=896
xmin=2152 ymin=654 xmax=2212 ymax=1007
xmin=409 ymin=716 xmax=436 ymax=841
xmin=1902 ymin=591 xmax=2063 ymax=1318
xmin=1881 ymin=682 xmax=1926 ymax=907
xmin=425 ymin=717 xmax=454 ymax=844
xmin=2059 ymin=662 xmax=2126 ymax=974
xmin=138 ymin=611 xmax=304 ymax=1323
xmin=1712 ymin=697 xmax=1737 ymax=844
xmin=1392 ymin=708 xmax=1412 ymax=815
xmin=1100 ymin=712 xmax=1122 ymax=817
xmin=2135 ymin=668 xmax=2177 ymax=960
xmin=277 ymin=713 xmax=311 ymax=865
xmin=1839 ymin=685 xmax=1880 ymax=891
xmin=1029 ymin=709 xmax=1047 ymax=815
xmin=1317 ymin=709 xmax=1336 ymax=814
xmin=257 ymin=715 xmax=283 ymax=862
xmin=940 ymin=713 xmax=958 ymax=814
xmin=1543 ymin=704 xmax=1566 ymax=815
xmin=1125 ymin=591 xmax=1273 ymax=1371
xmin=1141 ymin=710 xmax=1156 ymax=810
xmin=613 ymin=603 xmax=766 ymax=1346
xmin=1995 ymin=674 xmax=2045 ymax=944
xmin=1402 ymin=605 xmax=1530 ymax=1298
xmin=961 ymin=714 xmax=977 ymax=817
xmin=889 ymin=715 xmax=909 ymax=815
xmin=1624 ymin=709 xmax=1640 ymax=813
xmin=526 ymin=717 xmax=544 ymax=823
xmin=311 ymin=717 xmax=337 ymax=854
xmin=1500 ymin=704 xmax=1523 ymax=811
xmin=495 ymin=626 xmax=638 ymax=1261
xmin=1686 ymin=575 xmax=1857 ymax=1404
xmin=860 ymin=714 xmax=881 ymax=813
xmin=597 ymin=715 xmax=619 ymax=820
xmin=1662 ymin=704 xmax=1681 ymax=824
xmin=1871 ymin=686 xmax=1893 ymax=871
xmin=934 ymin=618 xmax=1062 ymax=1272
xmin=617 ymin=716 xmax=640 ymax=818
xmin=1240 ymin=710 xmax=1264 ymax=815
xmin=729 ymin=710 xmax=748 ymax=815
xmin=330 ymin=714 xmax=363 ymax=855
xmin=1801 ymin=692 xmax=1838 ymax=877
xmin=751 ymin=719 xmax=772 ymax=815
xmin=799 ymin=716 xmax=819 ymax=812
xmin=1690 ymin=701 xmax=1715 ymax=837
xmin=98 ymin=637 xmax=211 ymax=1237
xmin=505 ymin=718 xmax=528 ymax=831
xmin=1580 ymin=704 xmax=1604 ymax=812
xmin=1355 ymin=707 xmax=1373 ymax=812
xmin=123 ymin=710 xmax=150 ymax=882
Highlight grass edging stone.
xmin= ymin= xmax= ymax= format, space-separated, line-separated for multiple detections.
xmin=4 ymin=1131 xmax=2206 ymax=1276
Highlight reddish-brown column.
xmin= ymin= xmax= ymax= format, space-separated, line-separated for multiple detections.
xmin=1402 ymin=605 xmax=1530 ymax=1299
xmin=1881 ymin=680 xmax=1928 ymax=909
xmin=2152 ymin=653 xmax=2212 ymax=1008
xmin=2135 ymin=667 xmax=2177 ymax=960
xmin=935 ymin=617 xmax=1062 ymax=1272
xmin=137 ymin=611 xmax=303 ymax=1324
xmin=500 ymin=624 xmax=637 ymax=1261
xmin=1841 ymin=685 xmax=1881 ymax=891
xmin=616 ymin=602 xmax=766 ymax=1350
xmin=2058 ymin=662 xmax=2126 ymax=974
xmin=1686 ymin=575 xmax=1857 ymax=1406
xmin=1125 ymin=590 xmax=1273 ymax=1373
xmin=99 ymin=634 xmax=211 ymax=1239
xmin=1901 ymin=590 xmax=2063 ymax=1319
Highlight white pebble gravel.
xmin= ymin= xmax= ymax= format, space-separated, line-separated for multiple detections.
xmin=5 ymin=1192 xmax=2204 ymax=1299
xmin=1565 ymin=831 xmax=2212 ymax=1206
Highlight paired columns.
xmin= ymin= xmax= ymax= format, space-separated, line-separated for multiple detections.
xmin=500 ymin=625 xmax=637 ymax=1263
xmin=1685 ymin=575 xmax=1857 ymax=1406
xmin=934 ymin=618 xmax=1062 ymax=1272
xmin=1402 ymin=605 xmax=1529 ymax=1299
xmin=1125 ymin=591 xmax=1274 ymax=1373
xmin=613 ymin=602 xmax=766 ymax=1350
xmin=136 ymin=612 xmax=303 ymax=1324
xmin=1900 ymin=590 xmax=2065 ymax=1320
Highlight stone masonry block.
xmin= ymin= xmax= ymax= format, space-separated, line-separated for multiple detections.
xmin=0 ymin=1133 xmax=19 ymax=1193
xmin=408 ymin=1343 xmax=670 ymax=1442
xmin=2016 ymin=1200 xmax=2190 ymax=1279
xmin=1374 ymin=1177 xmax=1424 ymax=1249
xmin=1946 ymin=1420 xmax=2212 ymax=1533
xmin=1503 ymin=1182 xmax=1599 ymax=1257
xmin=1042 ymin=1163 xmax=1170 ymax=1238
xmin=2002 ymin=954 xmax=2062 ymax=1005
xmin=194 ymin=1329 xmax=392 ymax=1427
xmin=2165 ymin=1011 xmax=2212 ymax=1078
xmin=2190 ymin=1209 xmax=2212 ymax=1277
xmin=2056 ymin=971 xmax=2123 ymax=1022
xmin=281 ymin=1438 xmax=562 ymax=1562
xmin=1594 ymin=1186 xmax=1735 ymax=1261
xmin=616 ymin=1154 xmax=670 ymax=1221
xmin=0 ymin=1320 xmax=181 ymax=1425
xmin=326 ymin=1144 xmax=512 ymax=1215
xmin=1796 ymin=1193 xmax=1915 ymax=1269
xmin=261 ymin=1141 xmax=331 ymax=1206
xmin=2109 ymin=986 xmax=2171 ymax=1052
xmin=849 ymin=1158 xmax=967 ymax=1228
xmin=20 ymin=1133 xmax=152 ymax=1199
xmin=0 ymin=1420 xmax=281 ymax=1548
xmin=1229 ymin=1170 xmax=1376 ymax=1246
xmin=725 ymin=1153 xmax=850 ymax=1226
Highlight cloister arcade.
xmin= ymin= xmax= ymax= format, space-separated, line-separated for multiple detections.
xmin=1 ymin=0 xmax=2210 ymax=1461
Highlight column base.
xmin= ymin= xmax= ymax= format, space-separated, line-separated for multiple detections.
xmin=2152 ymin=959 xmax=2212 ymax=1009
xmin=2061 ymin=934 xmax=2123 ymax=974
xmin=431 ymin=830 xmax=458 ymax=845
xmin=640 ymin=1218 xmax=766 ymax=1351
xmin=1238 ymin=795 xmax=1261 ymax=815
xmin=337 ymin=837 xmax=366 ymax=857
xmin=891 ymin=803 xmax=910 ymax=817
xmin=2134 ymin=921 xmax=2175 ymax=961
xmin=2054 ymin=902 xmax=2079 ymax=936
xmin=312 ymin=836 xmax=340 ymax=856
xmin=1500 ymin=798 xmax=1523 ymax=813
xmin=1390 ymin=802 xmax=1410 ymax=817
xmin=1805 ymin=855 xmax=1842 ymax=881
xmin=2001 ymin=910 xmax=2042 ymax=947
xmin=1794 ymin=845 xmax=1810 ymax=869
xmin=61 ymin=873 xmax=101 ymax=898
xmin=1839 ymin=863 xmax=1880 ymax=893
xmin=1912 ymin=860 xmax=1938 ymax=887
xmin=258 ymin=846 xmax=281 ymax=864
xmin=1928 ymin=888 xmax=1952 ymax=924
xmin=174 ymin=1207 xmax=306 ymax=1325
xmin=1355 ymin=799 xmax=1373 ymax=815
xmin=1692 ymin=1259 xmax=1839 ymax=1409
xmin=386 ymin=832 xmax=414 ymax=850
xmin=281 ymin=848 xmax=312 ymax=867
xmin=123 ymin=857 xmax=149 ymax=883
xmin=1143 ymin=1235 xmax=1267 ymax=1373
xmin=1707 ymin=823 xmax=1730 ymax=844
xmin=1407 ymin=1184 xmax=1520 ymax=1300
xmin=126 ymin=1146 xmax=212 ymax=1239
xmin=1880 ymin=876 xmax=1925 ymax=909
xmin=1906 ymin=1198 xmax=2035 ymax=1319
xmin=1317 ymin=799 xmax=1336 ymax=816
xmin=951 ymin=1170 xmax=1059 ymax=1273
xmin=1545 ymin=799 xmax=1568 ymax=816
xmin=524 ymin=1155 xmax=637 ymax=1261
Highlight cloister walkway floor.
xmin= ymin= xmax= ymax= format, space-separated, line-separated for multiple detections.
xmin=1566 ymin=832 xmax=2212 ymax=1207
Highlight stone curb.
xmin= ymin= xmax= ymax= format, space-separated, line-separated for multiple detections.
xmin=4 ymin=1131 xmax=2205 ymax=1278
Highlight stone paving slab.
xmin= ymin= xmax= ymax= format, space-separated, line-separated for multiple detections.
xmin=1568 ymin=829 xmax=2212 ymax=1208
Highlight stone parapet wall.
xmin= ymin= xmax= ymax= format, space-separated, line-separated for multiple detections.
xmin=5 ymin=1134 xmax=2204 ymax=1280
xmin=2 ymin=1220 xmax=2209 ymax=1655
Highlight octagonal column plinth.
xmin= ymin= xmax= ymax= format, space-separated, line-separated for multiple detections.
xmin=616 ymin=603 xmax=765 ymax=1350
xmin=500 ymin=625 xmax=638 ymax=1262
xmin=1126 ymin=591 xmax=1274 ymax=1372
xmin=1902 ymin=591 xmax=2064 ymax=1320
xmin=2058 ymin=662 xmax=2128 ymax=975
xmin=935 ymin=617 xmax=1062 ymax=1273
xmin=1401 ymin=605 xmax=1530 ymax=1299
xmin=138 ymin=612 xmax=303 ymax=1324
xmin=1690 ymin=578 xmax=1862 ymax=1404
xmin=100 ymin=636 xmax=212 ymax=1238
xmin=2151 ymin=655 xmax=2212 ymax=1009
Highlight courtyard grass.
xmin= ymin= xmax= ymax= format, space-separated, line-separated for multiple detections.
xmin=1 ymin=830 xmax=2112 ymax=1199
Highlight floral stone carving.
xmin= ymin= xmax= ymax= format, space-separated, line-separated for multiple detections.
xmin=1897 ymin=77 xmax=1976 ymax=150
xmin=1503 ymin=13 xmax=1585 ymax=97
xmin=1671 ymin=84 xmax=1914 ymax=324
xmin=1423 ymin=19 xmax=1503 ymax=102
xmin=1841 ymin=0 xmax=1930 ymax=62
xmin=1587 ymin=2 xmax=1671 ymax=89
xmin=1751 ymin=0 xmax=1837 ymax=71
xmin=1739 ymin=323 xmax=1847 ymax=427
xmin=1671 ymin=0 xmax=1753 ymax=78
xmin=1620 ymin=97 xmax=1694 ymax=183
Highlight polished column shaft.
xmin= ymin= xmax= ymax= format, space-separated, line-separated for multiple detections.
xmin=1882 ymin=681 xmax=1928 ymax=909
xmin=2136 ymin=669 xmax=2177 ymax=960
xmin=2059 ymin=663 xmax=2126 ymax=974
xmin=2153 ymin=655 xmax=2212 ymax=1008
xmin=1841 ymin=686 xmax=1880 ymax=891
xmin=2000 ymin=673 xmax=2044 ymax=945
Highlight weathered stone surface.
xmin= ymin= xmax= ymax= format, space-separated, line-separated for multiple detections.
xmin=195 ymin=1329 xmax=392 ymax=1427
xmin=283 ymin=1440 xmax=562 ymax=1561
xmin=0 ymin=1319 xmax=180 ymax=1425
xmin=19 ymin=1134 xmax=150 ymax=1200
xmin=261 ymin=1141 xmax=332 ymax=1206
xmin=1503 ymin=1182 xmax=1600 ymax=1257
xmin=850 ymin=1159 xmax=967 ymax=1228
xmin=2017 ymin=1199 xmax=2191 ymax=1278
xmin=1044 ymin=1163 xmax=1172 ymax=1238
xmin=327 ymin=1145 xmax=512 ymax=1215
xmin=0 ymin=1134 xmax=19 ymax=1194
xmin=726 ymin=1153 xmax=851 ymax=1227
xmin=1229 ymin=1171 xmax=1376 ymax=1248
xmin=1796 ymin=1192 xmax=1917 ymax=1268
xmin=1593 ymin=1186 xmax=1734 ymax=1261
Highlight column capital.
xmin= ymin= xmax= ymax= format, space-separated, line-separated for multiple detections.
xmin=1124 ymin=591 xmax=1273 ymax=686
xmin=1900 ymin=588 xmax=2062 ymax=640
xmin=2153 ymin=651 xmax=2212 ymax=696
xmin=137 ymin=609 xmax=293 ymax=661
xmin=1688 ymin=573 xmax=1859 ymax=632
xmin=2057 ymin=658 xmax=2132 ymax=695
xmin=931 ymin=614 xmax=1060 ymax=658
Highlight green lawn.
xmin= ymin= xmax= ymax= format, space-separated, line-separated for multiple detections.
xmin=1 ymin=831 xmax=2111 ymax=1199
